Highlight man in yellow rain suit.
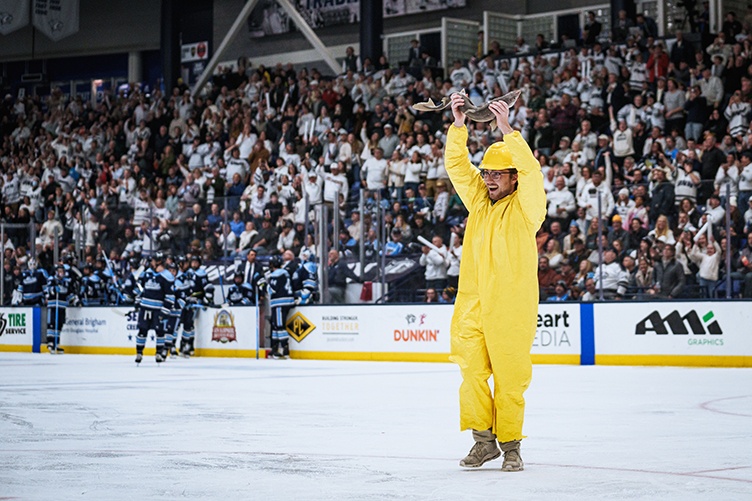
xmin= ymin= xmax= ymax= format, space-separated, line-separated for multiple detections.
xmin=446 ymin=93 xmax=546 ymax=471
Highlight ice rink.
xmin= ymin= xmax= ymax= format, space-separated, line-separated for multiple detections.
xmin=1 ymin=353 xmax=751 ymax=500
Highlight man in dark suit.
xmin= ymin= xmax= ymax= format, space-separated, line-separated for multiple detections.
xmin=583 ymin=11 xmax=602 ymax=46
xmin=670 ymin=30 xmax=695 ymax=67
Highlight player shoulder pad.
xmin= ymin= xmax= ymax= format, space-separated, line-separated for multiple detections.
xmin=270 ymin=269 xmax=288 ymax=278
xmin=90 ymin=274 xmax=101 ymax=283
xmin=303 ymin=262 xmax=318 ymax=274
xmin=160 ymin=269 xmax=175 ymax=281
xmin=195 ymin=268 xmax=208 ymax=277
xmin=242 ymin=283 xmax=254 ymax=292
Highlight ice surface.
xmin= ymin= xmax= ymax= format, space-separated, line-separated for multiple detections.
xmin=0 ymin=353 xmax=751 ymax=500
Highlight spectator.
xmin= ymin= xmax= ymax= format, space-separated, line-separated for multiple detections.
xmin=446 ymin=231 xmax=462 ymax=289
xmin=594 ymin=247 xmax=625 ymax=299
xmin=326 ymin=249 xmax=360 ymax=303
xmin=547 ymin=280 xmax=570 ymax=301
xmin=424 ymin=287 xmax=440 ymax=303
xmin=537 ymin=256 xmax=560 ymax=300
xmin=651 ymin=244 xmax=685 ymax=298
xmin=690 ymin=234 xmax=722 ymax=296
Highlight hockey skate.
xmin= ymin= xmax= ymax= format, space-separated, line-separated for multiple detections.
xmin=47 ymin=344 xmax=65 ymax=354
xmin=135 ymin=353 xmax=143 ymax=364
xmin=499 ymin=440 xmax=524 ymax=472
xmin=281 ymin=340 xmax=290 ymax=359
xmin=169 ymin=346 xmax=178 ymax=358
xmin=155 ymin=352 xmax=165 ymax=364
xmin=459 ymin=430 xmax=501 ymax=468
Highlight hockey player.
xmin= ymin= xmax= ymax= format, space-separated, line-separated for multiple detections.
xmin=227 ymin=272 xmax=255 ymax=306
xmin=190 ymin=255 xmax=214 ymax=306
xmin=292 ymin=250 xmax=319 ymax=305
xmin=16 ymin=259 xmax=48 ymax=306
xmin=267 ymin=256 xmax=295 ymax=359
xmin=134 ymin=251 xmax=175 ymax=364
xmin=46 ymin=263 xmax=75 ymax=354
xmin=62 ymin=253 xmax=82 ymax=297
xmin=162 ymin=260 xmax=182 ymax=358
xmin=176 ymin=255 xmax=214 ymax=357
xmin=173 ymin=256 xmax=195 ymax=356
xmin=80 ymin=264 xmax=106 ymax=305
xmin=119 ymin=257 xmax=142 ymax=305
xmin=95 ymin=257 xmax=116 ymax=305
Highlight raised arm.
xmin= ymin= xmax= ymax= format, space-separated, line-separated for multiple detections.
xmin=444 ymin=93 xmax=487 ymax=212
xmin=487 ymin=99 xmax=546 ymax=229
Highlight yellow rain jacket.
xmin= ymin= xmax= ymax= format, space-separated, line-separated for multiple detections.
xmin=445 ymin=125 xmax=546 ymax=443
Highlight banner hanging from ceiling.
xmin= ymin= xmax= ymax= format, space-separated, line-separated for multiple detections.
xmin=0 ymin=0 xmax=30 ymax=35
xmin=247 ymin=0 xmax=466 ymax=38
xmin=33 ymin=0 xmax=79 ymax=41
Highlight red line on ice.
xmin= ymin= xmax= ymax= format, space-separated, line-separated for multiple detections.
xmin=698 ymin=395 xmax=752 ymax=417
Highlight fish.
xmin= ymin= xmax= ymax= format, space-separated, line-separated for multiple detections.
xmin=412 ymin=89 xmax=522 ymax=129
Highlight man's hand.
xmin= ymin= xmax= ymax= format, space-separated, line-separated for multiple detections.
xmin=488 ymin=100 xmax=513 ymax=135
xmin=451 ymin=92 xmax=466 ymax=128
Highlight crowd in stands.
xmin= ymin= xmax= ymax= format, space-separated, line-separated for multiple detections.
xmin=2 ymin=5 xmax=752 ymax=304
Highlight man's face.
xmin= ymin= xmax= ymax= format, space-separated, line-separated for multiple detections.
xmin=539 ymin=258 xmax=549 ymax=271
xmin=663 ymin=246 xmax=675 ymax=261
xmin=482 ymin=170 xmax=518 ymax=201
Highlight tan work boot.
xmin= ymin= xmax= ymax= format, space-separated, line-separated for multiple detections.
xmin=499 ymin=440 xmax=524 ymax=472
xmin=459 ymin=429 xmax=501 ymax=468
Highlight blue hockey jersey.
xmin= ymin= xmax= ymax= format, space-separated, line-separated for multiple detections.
xmin=268 ymin=269 xmax=294 ymax=308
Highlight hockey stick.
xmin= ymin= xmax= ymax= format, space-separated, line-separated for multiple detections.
xmin=255 ymin=286 xmax=260 ymax=360
xmin=218 ymin=264 xmax=227 ymax=305
xmin=54 ymin=285 xmax=59 ymax=353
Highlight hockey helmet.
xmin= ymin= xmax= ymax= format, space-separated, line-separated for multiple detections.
xmin=190 ymin=254 xmax=202 ymax=266
xmin=152 ymin=251 xmax=166 ymax=265
xmin=269 ymin=256 xmax=282 ymax=268
xmin=129 ymin=257 xmax=140 ymax=269
xmin=233 ymin=271 xmax=244 ymax=283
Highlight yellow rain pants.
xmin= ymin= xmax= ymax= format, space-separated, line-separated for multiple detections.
xmin=445 ymin=125 xmax=546 ymax=443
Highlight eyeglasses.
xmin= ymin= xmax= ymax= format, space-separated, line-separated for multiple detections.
xmin=480 ymin=169 xmax=516 ymax=181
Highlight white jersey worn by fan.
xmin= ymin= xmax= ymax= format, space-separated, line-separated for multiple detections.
xmin=131 ymin=198 xmax=153 ymax=226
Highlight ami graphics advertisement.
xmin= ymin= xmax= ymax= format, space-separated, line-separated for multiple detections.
xmin=594 ymin=302 xmax=752 ymax=365
xmin=289 ymin=304 xmax=580 ymax=363
xmin=0 ymin=308 xmax=35 ymax=352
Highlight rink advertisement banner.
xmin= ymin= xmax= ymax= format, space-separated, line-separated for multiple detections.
xmin=247 ymin=0 xmax=466 ymax=38
xmin=33 ymin=0 xmax=79 ymax=41
xmin=194 ymin=306 xmax=259 ymax=357
xmin=593 ymin=302 xmax=752 ymax=366
xmin=61 ymin=307 xmax=140 ymax=354
xmin=289 ymin=304 xmax=580 ymax=363
xmin=0 ymin=308 xmax=35 ymax=352
xmin=57 ymin=306 xmax=257 ymax=356
xmin=0 ymin=0 xmax=30 ymax=35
